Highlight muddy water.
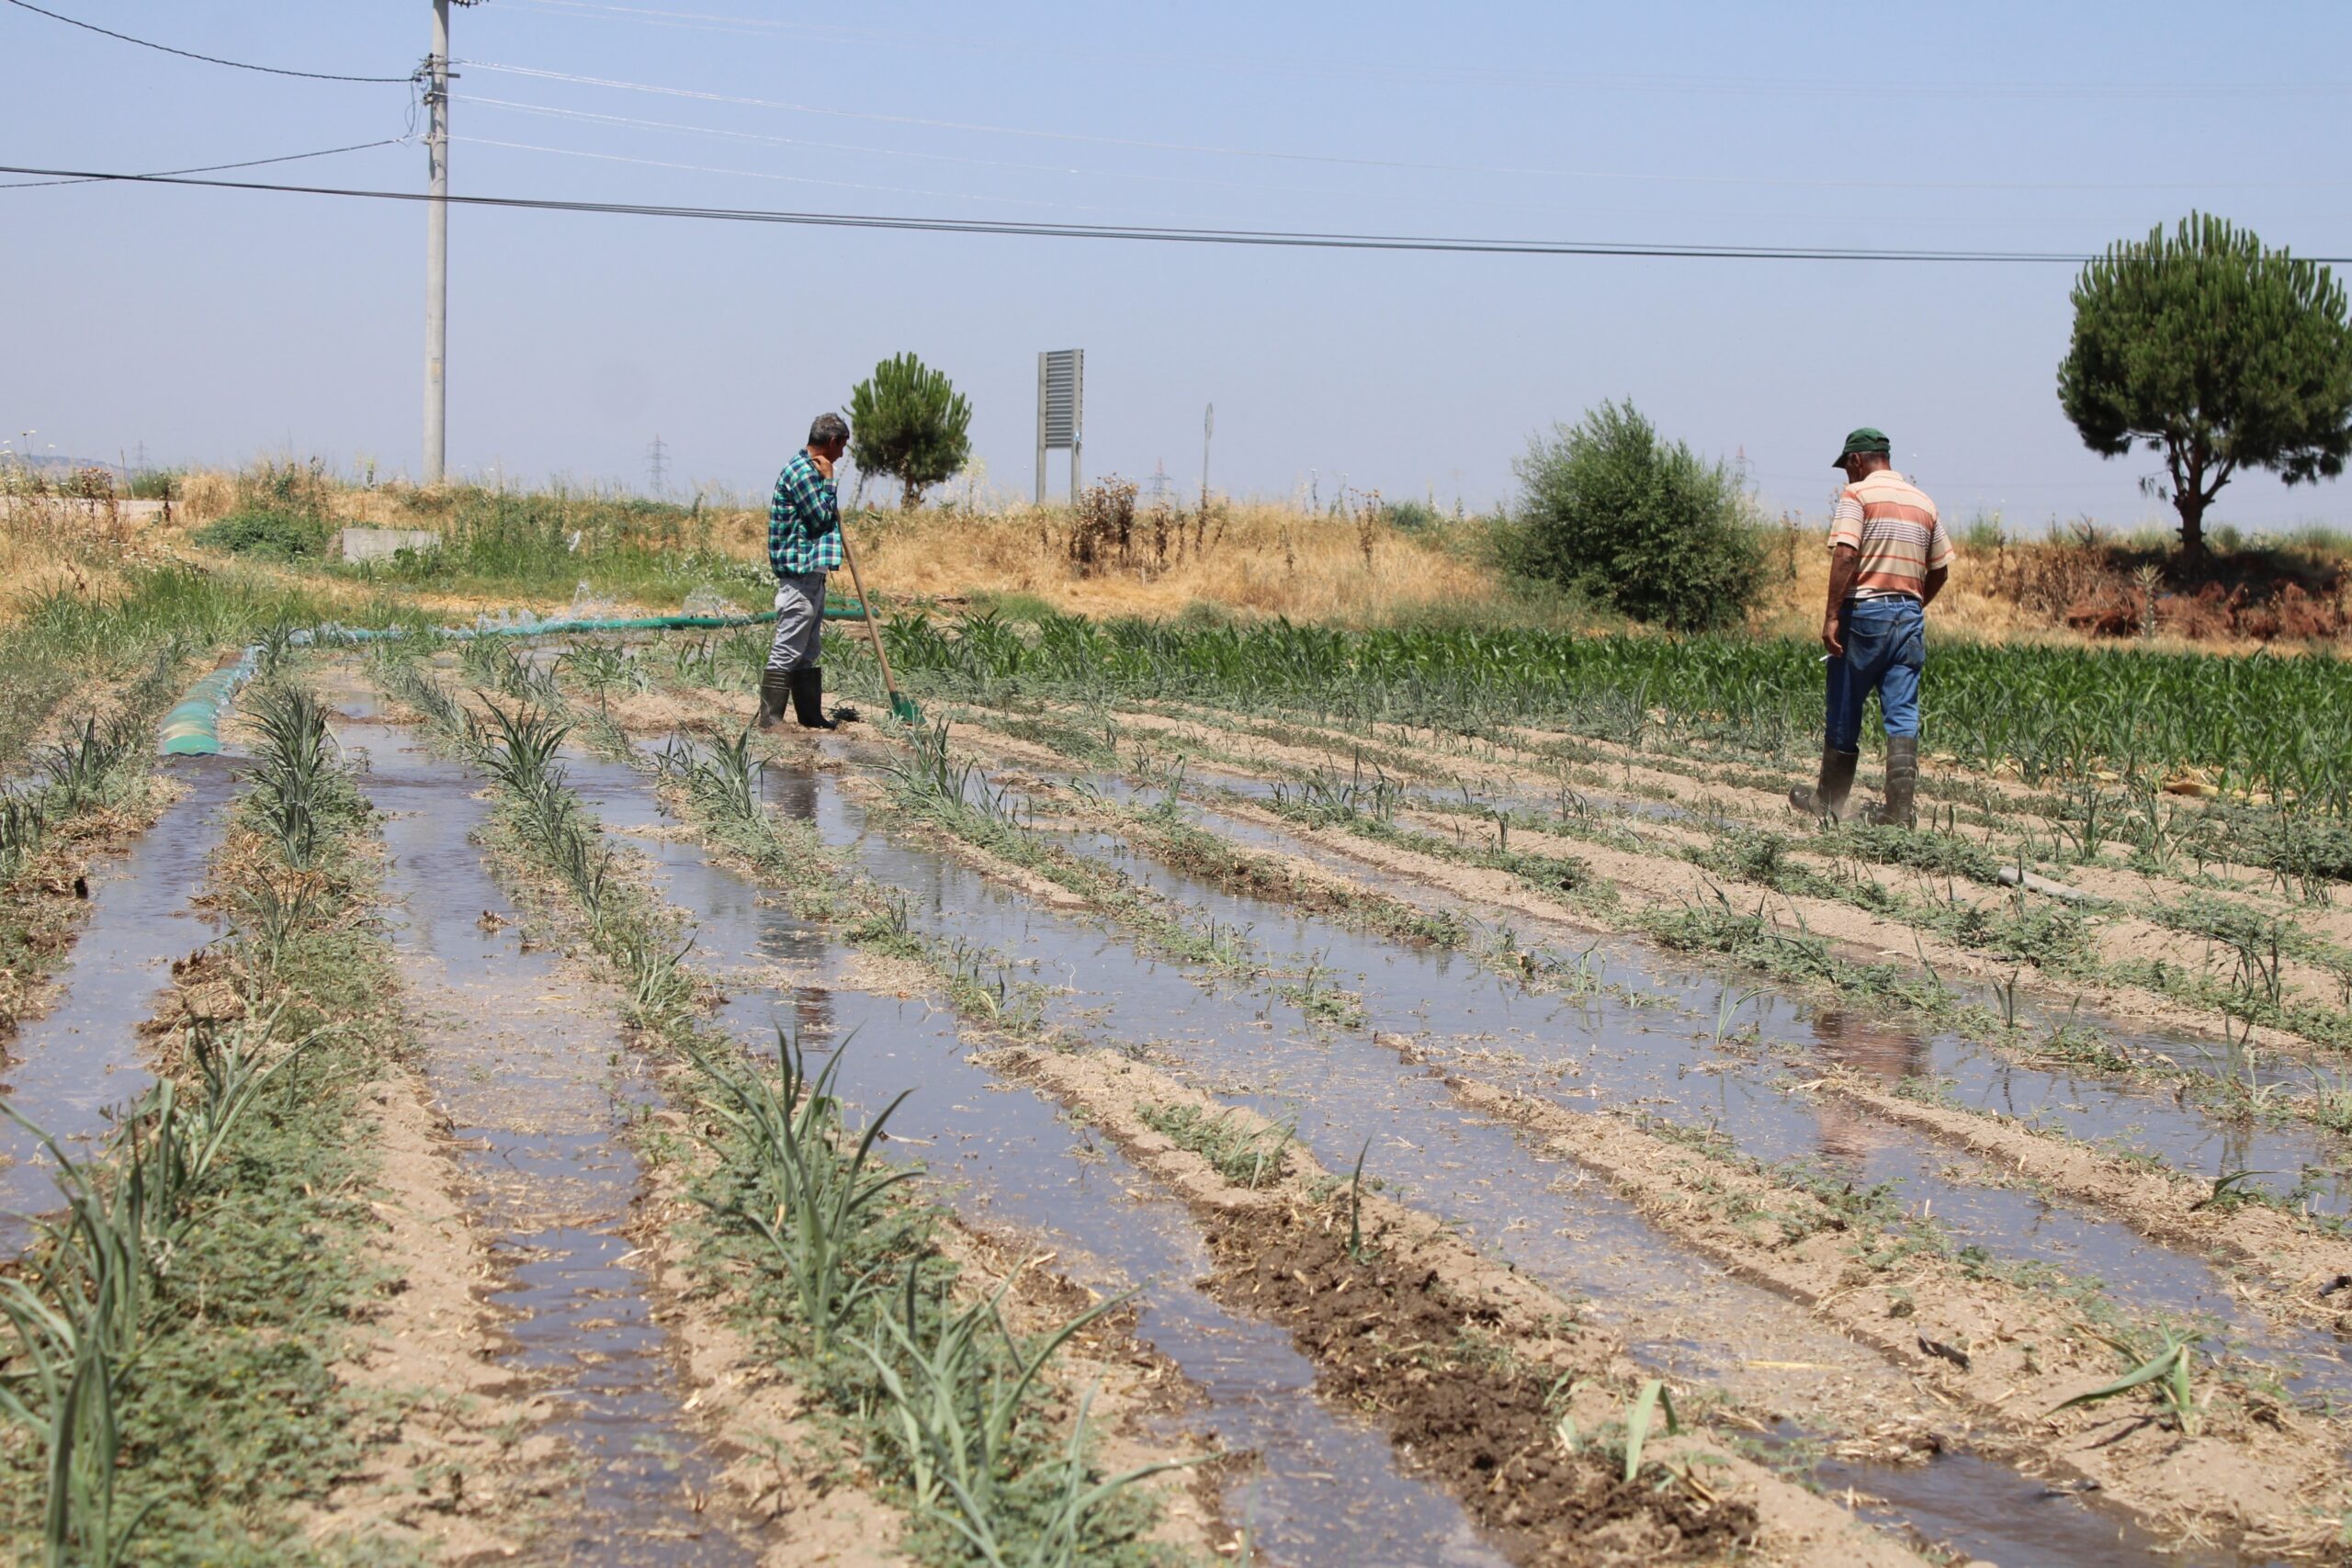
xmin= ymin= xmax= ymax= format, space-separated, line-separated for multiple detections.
xmin=349 ymin=724 xmax=752 ymax=1566
xmin=598 ymin=750 xmax=2213 ymax=1568
xmin=0 ymin=758 xmax=239 ymax=1242
xmin=1033 ymin=825 xmax=2352 ymax=1404
xmin=1104 ymin=771 xmax=2352 ymax=1222
xmin=562 ymin=754 xmax=1510 ymax=1567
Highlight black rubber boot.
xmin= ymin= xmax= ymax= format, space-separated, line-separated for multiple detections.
xmin=788 ymin=667 xmax=837 ymax=730
xmin=1872 ymin=736 xmax=1919 ymax=828
xmin=1788 ymin=745 xmax=1860 ymax=821
xmin=755 ymin=669 xmax=790 ymax=730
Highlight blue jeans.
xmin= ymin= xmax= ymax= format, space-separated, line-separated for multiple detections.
xmin=1826 ymin=597 xmax=1924 ymax=750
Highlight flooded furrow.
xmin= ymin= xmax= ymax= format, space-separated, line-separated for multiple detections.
xmin=572 ymin=743 xmax=2218 ymax=1568
xmin=349 ymin=720 xmax=753 ymax=1565
xmin=1028 ymin=822 xmax=2352 ymax=1404
xmin=1080 ymin=767 xmax=2352 ymax=1221
xmin=0 ymin=757 xmax=239 ymax=1243
xmin=563 ymin=753 xmax=1512 ymax=1567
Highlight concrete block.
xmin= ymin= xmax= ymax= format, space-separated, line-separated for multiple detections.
xmin=337 ymin=526 xmax=442 ymax=564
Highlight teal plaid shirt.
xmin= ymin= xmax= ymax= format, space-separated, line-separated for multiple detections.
xmin=768 ymin=451 xmax=842 ymax=575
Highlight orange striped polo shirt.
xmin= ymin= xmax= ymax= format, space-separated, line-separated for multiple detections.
xmin=1829 ymin=469 xmax=1952 ymax=600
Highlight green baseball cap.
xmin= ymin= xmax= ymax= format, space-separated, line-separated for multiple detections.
xmin=1833 ymin=427 xmax=1892 ymax=468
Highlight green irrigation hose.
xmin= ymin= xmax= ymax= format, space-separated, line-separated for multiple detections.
xmin=156 ymin=601 xmax=871 ymax=756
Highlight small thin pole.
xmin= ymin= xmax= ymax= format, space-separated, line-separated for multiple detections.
xmin=836 ymin=517 xmax=907 ymax=716
xmin=1200 ymin=401 xmax=1214 ymax=521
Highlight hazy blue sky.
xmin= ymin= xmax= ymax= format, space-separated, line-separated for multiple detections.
xmin=6 ymin=1 xmax=2350 ymax=531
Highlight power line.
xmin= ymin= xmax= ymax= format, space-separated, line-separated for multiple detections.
xmin=14 ymin=162 xmax=2292 ymax=262
xmin=495 ymin=0 xmax=2352 ymax=102
xmin=454 ymin=61 xmax=2352 ymax=194
xmin=0 ymin=139 xmax=406 ymax=191
xmin=1 ymin=0 xmax=414 ymax=84
xmin=452 ymin=91 xmax=2352 ymax=207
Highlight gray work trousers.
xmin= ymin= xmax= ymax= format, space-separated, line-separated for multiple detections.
xmin=766 ymin=571 xmax=826 ymax=671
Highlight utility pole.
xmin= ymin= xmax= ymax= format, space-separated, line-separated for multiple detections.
xmin=1199 ymin=402 xmax=1213 ymax=523
xmin=422 ymin=0 xmax=451 ymax=486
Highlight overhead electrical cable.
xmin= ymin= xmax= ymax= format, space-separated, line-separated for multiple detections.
xmin=0 ymin=139 xmax=408 ymax=190
xmin=452 ymin=62 xmax=2351 ymax=193
xmin=452 ymin=135 xmax=1176 ymax=217
xmin=22 ymin=163 xmax=2344 ymax=264
xmin=494 ymin=0 xmax=2352 ymax=101
xmin=1 ymin=0 xmax=413 ymax=83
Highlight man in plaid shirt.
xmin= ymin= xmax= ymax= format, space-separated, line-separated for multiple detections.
xmin=760 ymin=412 xmax=851 ymax=729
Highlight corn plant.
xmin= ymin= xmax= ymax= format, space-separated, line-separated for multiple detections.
xmin=1346 ymin=1137 xmax=1373 ymax=1262
xmin=1620 ymin=1378 xmax=1682 ymax=1483
xmin=2048 ymin=1332 xmax=2202 ymax=1436
xmin=683 ymin=1030 xmax=918 ymax=1356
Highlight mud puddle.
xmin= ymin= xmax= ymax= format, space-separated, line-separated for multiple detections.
xmin=0 ymin=756 xmax=239 ymax=1243
xmin=348 ymin=720 xmax=753 ymax=1565
xmin=560 ymin=751 xmax=1515 ymax=1567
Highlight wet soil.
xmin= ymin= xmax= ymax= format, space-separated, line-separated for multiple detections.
xmin=350 ymin=718 xmax=757 ymax=1564
xmin=0 ymin=758 xmax=236 ymax=1239
xmin=1030 ymin=814 xmax=2352 ymax=1400
xmin=1210 ymin=1201 xmax=1756 ymax=1566
xmin=643 ymin=743 xmax=2217 ymax=1565
xmin=540 ymin=669 xmax=2315 ymax=1557
xmin=560 ymin=751 xmax=1515 ymax=1567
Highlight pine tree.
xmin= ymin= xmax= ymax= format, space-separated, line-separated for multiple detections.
xmin=847 ymin=354 xmax=973 ymax=511
xmin=2058 ymin=213 xmax=2352 ymax=558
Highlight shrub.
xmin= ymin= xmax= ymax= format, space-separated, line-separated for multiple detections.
xmin=1509 ymin=400 xmax=1765 ymax=631
xmin=195 ymin=458 xmax=334 ymax=558
xmin=1382 ymin=498 xmax=1442 ymax=531
xmin=195 ymin=508 xmax=331 ymax=559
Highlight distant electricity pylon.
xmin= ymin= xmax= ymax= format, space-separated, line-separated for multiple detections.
xmin=647 ymin=434 xmax=670 ymax=496
xmin=1144 ymin=461 xmax=1175 ymax=509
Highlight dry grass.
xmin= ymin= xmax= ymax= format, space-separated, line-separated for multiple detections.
xmin=12 ymin=463 xmax=2348 ymax=655
xmin=835 ymin=502 xmax=1498 ymax=623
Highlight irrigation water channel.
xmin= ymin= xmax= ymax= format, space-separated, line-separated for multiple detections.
xmin=556 ymin=752 xmax=1509 ymax=1567
xmin=351 ymin=713 xmax=757 ymax=1564
xmin=549 ymin=737 xmax=2229 ymax=1568
xmin=1145 ymin=759 xmax=2352 ymax=1211
xmin=0 ymin=755 xmax=239 ymax=1247
xmin=969 ymin=761 xmax=2352 ymax=1394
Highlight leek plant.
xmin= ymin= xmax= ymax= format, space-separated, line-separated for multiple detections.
xmin=682 ymin=1030 xmax=918 ymax=1357
xmin=863 ymin=1261 xmax=1188 ymax=1567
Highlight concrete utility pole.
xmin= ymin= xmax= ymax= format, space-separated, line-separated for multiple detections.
xmin=423 ymin=0 xmax=451 ymax=486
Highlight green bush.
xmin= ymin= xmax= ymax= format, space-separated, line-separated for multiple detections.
xmin=1381 ymin=498 xmax=1442 ymax=531
xmin=194 ymin=509 xmax=332 ymax=559
xmin=1508 ymin=400 xmax=1765 ymax=632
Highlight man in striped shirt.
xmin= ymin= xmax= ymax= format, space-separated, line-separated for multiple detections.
xmin=760 ymin=412 xmax=851 ymax=730
xmin=1789 ymin=428 xmax=1953 ymax=827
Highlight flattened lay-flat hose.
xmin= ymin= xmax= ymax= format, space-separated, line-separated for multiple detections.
xmin=153 ymin=603 xmax=868 ymax=757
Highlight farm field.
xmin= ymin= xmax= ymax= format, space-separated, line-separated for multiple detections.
xmin=6 ymin=578 xmax=2352 ymax=1564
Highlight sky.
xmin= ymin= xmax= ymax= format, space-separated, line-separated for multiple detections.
xmin=5 ymin=1 xmax=2351 ymax=533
